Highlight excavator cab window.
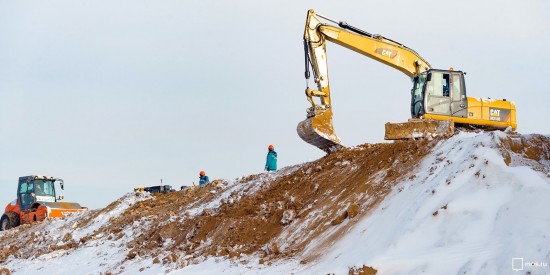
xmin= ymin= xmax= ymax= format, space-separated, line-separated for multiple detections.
xmin=425 ymin=71 xmax=452 ymax=115
xmin=451 ymin=73 xmax=462 ymax=101
xmin=442 ymin=74 xmax=450 ymax=97
xmin=426 ymin=72 xmax=450 ymax=97
xmin=427 ymin=72 xmax=450 ymax=97
xmin=411 ymin=73 xmax=427 ymax=118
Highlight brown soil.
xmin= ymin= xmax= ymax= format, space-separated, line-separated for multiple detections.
xmin=107 ymin=139 xmax=436 ymax=266
xmin=349 ymin=265 xmax=378 ymax=275
xmin=3 ymin=132 xmax=546 ymax=272
xmin=498 ymin=133 xmax=550 ymax=174
xmin=0 ymin=139 xmax=437 ymax=270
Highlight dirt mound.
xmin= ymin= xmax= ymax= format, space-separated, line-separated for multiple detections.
xmin=1 ymin=131 xmax=548 ymax=274
xmin=0 ymin=139 xmax=436 ymax=271
xmin=498 ymin=133 xmax=550 ymax=174
xmin=22 ymin=132 xmax=550 ymax=271
xmin=0 ymin=216 xmax=76 ymax=263
xmin=349 ymin=265 xmax=377 ymax=275
xmin=82 ymin=139 xmax=436 ymax=269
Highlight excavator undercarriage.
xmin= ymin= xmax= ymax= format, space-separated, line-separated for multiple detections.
xmin=384 ymin=119 xmax=455 ymax=140
xmin=298 ymin=110 xmax=455 ymax=153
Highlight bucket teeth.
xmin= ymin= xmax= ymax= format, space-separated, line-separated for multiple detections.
xmin=384 ymin=119 xmax=455 ymax=140
xmin=297 ymin=108 xmax=345 ymax=153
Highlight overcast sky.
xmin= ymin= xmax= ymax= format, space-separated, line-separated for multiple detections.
xmin=1 ymin=0 xmax=549 ymax=209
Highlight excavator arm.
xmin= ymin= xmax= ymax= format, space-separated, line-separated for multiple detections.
xmin=298 ymin=9 xmax=432 ymax=152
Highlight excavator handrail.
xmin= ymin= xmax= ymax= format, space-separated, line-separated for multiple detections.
xmin=337 ymin=21 xmax=429 ymax=69
xmin=303 ymin=9 xmax=433 ymax=109
xmin=312 ymin=24 xmax=432 ymax=78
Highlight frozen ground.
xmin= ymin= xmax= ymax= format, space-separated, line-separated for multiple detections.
xmin=1 ymin=132 xmax=549 ymax=275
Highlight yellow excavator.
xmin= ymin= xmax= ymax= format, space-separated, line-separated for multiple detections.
xmin=298 ymin=9 xmax=517 ymax=153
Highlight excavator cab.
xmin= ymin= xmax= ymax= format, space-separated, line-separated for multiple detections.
xmin=384 ymin=69 xmax=468 ymax=140
xmin=412 ymin=70 xmax=468 ymax=119
xmin=418 ymin=69 xmax=516 ymax=130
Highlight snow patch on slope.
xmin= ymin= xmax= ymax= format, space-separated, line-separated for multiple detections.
xmin=3 ymin=192 xmax=153 ymax=274
xmin=73 ymin=191 xmax=153 ymax=240
xmin=173 ymin=132 xmax=550 ymax=274
xmin=3 ymin=132 xmax=549 ymax=275
xmin=302 ymin=132 xmax=550 ymax=274
xmin=183 ymin=165 xmax=302 ymax=219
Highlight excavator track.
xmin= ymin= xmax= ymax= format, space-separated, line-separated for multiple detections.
xmin=297 ymin=108 xmax=345 ymax=153
xmin=384 ymin=119 xmax=455 ymax=140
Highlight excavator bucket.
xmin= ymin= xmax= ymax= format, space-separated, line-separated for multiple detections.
xmin=384 ymin=119 xmax=455 ymax=140
xmin=297 ymin=108 xmax=345 ymax=153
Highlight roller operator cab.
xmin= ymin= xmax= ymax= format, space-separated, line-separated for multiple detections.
xmin=412 ymin=70 xmax=517 ymax=130
xmin=17 ymin=176 xmax=62 ymax=210
xmin=1 ymin=175 xmax=87 ymax=231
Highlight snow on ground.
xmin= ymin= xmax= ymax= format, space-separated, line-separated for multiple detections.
xmin=2 ymin=132 xmax=549 ymax=275
xmin=173 ymin=132 xmax=550 ymax=274
xmin=1 ymin=167 xmax=303 ymax=275
xmin=72 ymin=191 xmax=153 ymax=240
xmin=182 ymin=165 xmax=302 ymax=219
xmin=3 ymin=192 xmax=153 ymax=274
xmin=300 ymin=132 xmax=550 ymax=275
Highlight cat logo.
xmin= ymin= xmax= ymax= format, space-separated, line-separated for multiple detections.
xmin=489 ymin=108 xmax=511 ymax=122
xmin=489 ymin=108 xmax=501 ymax=121
xmin=375 ymin=48 xmax=398 ymax=59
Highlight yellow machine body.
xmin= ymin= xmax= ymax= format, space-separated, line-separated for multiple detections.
xmin=424 ymin=97 xmax=517 ymax=129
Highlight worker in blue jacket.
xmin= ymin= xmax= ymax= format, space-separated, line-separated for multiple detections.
xmin=265 ymin=145 xmax=278 ymax=171
xmin=198 ymin=171 xmax=210 ymax=186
